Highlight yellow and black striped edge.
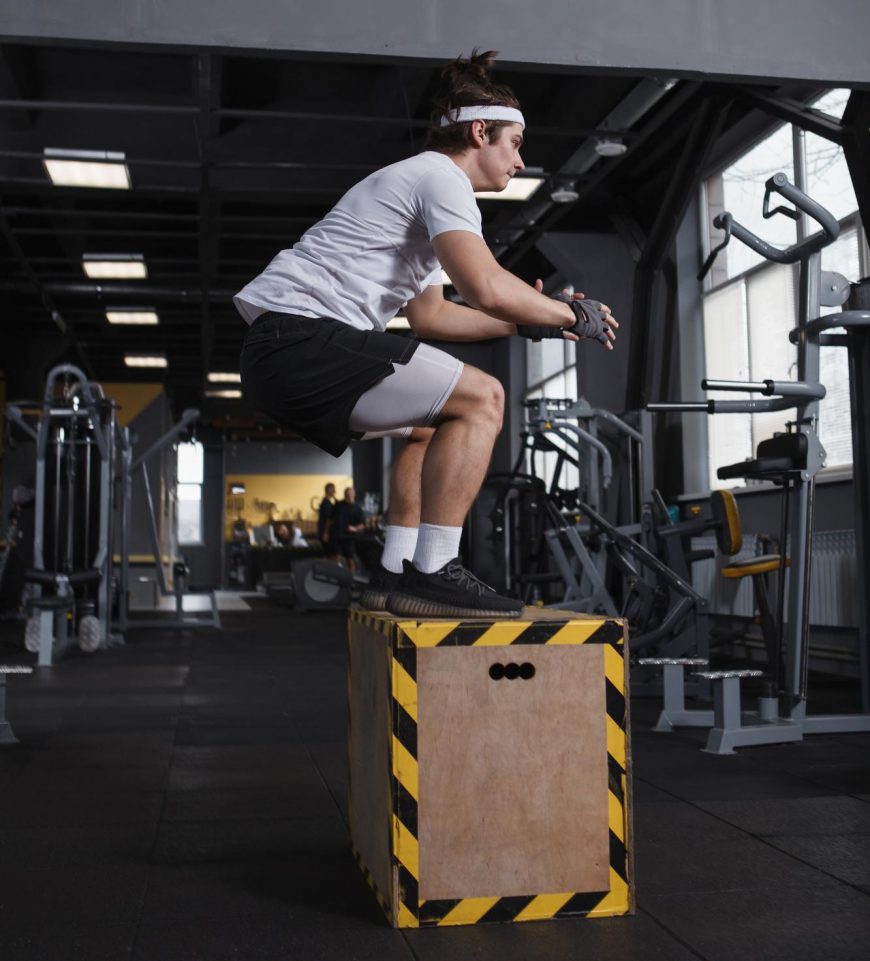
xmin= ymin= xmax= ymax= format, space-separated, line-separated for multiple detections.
xmin=348 ymin=609 xmax=630 ymax=927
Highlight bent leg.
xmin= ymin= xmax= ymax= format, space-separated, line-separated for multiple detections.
xmin=420 ymin=365 xmax=504 ymax=527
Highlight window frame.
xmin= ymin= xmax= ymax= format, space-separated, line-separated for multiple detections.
xmin=698 ymin=96 xmax=867 ymax=489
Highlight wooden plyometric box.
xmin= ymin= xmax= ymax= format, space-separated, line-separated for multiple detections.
xmin=347 ymin=607 xmax=633 ymax=928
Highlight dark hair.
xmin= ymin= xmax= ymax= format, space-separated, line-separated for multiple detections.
xmin=426 ymin=48 xmax=521 ymax=154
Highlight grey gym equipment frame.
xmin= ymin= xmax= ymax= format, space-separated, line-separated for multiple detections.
xmin=116 ymin=408 xmax=221 ymax=631
xmin=650 ymin=172 xmax=870 ymax=753
xmin=6 ymin=364 xmax=123 ymax=665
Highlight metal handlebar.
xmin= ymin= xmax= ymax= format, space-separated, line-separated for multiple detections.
xmin=648 ymin=377 xmax=825 ymax=415
xmin=701 ymin=379 xmax=826 ymax=399
xmin=791 ymin=310 xmax=870 ymax=342
xmin=699 ymin=173 xmax=840 ymax=278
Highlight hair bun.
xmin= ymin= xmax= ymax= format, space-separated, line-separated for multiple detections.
xmin=444 ymin=48 xmax=498 ymax=82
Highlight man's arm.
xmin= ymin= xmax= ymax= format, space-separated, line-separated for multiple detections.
xmin=405 ymin=284 xmax=518 ymax=341
xmin=432 ymin=231 xmax=577 ymax=329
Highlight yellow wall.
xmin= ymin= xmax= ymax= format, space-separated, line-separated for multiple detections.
xmin=101 ymin=383 xmax=164 ymax=427
xmin=225 ymin=472 xmax=353 ymax=540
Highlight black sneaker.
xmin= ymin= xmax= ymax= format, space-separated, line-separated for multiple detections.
xmin=359 ymin=565 xmax=401 ymax=612
xmin=386 ymin=559 xmax=524 ymax=619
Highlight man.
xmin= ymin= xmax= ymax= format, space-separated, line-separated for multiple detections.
xmin=237 ymin=50 xmax=617 ymax=618
xmin=331 ymin=487 xmax=367 ymax=574
xmin=316 ymin=483 xmax=336 ymax=555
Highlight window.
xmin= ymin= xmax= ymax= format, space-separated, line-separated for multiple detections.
xmin=700 ymin=89 xmax=865 ymax=487
xmin=177 ymin=441 xmax=204 ymax=545
xmin=524 ymin=340 xmax=581 ymax=493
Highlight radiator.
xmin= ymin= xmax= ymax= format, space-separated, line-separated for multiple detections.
xmin=690 ymin=530 xmax=857 ymax=628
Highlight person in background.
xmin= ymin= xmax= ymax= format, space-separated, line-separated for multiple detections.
xmin=331 ymin=487 xmax=366 ymax=574
xmin=317 ymin=482 xmax=337 ymax=555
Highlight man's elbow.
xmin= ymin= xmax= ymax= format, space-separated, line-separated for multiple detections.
xmin=457 ymin=275 xmax=501 ymax=314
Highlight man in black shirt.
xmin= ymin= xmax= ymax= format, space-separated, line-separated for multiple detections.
xmin=317 ymin=483 xmax=336 ymax=555
xmin=331 ymin=487 xmax=366 ymax=573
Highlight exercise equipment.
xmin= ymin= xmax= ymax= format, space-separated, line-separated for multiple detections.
xmin=116 ymin=409 xmax=221 ymax=630
xmin=6 ymin=365 xmax=122 ymax=664
xmin=475 ymin=398 xmax=715 ymax=682
xmin=650 ymin=172 xmax=870 ymax=752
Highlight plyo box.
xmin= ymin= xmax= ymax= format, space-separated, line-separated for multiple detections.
xmin=347 ymin=607 xmax=633 ymax=928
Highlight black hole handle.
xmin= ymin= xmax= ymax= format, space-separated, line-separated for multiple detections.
xmin=489 ymin=662 xmax=536 ymax=680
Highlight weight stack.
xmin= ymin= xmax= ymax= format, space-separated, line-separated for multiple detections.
xmin=347 ymin=606 xmax=634 ymax=928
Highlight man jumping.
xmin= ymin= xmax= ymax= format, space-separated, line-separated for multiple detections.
xmin=236 ymin=49 xmax=617 ymax=618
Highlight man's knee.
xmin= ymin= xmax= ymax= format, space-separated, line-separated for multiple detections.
xmin=441 ymin=368 xmax=504 ymax=428
xmin=477 ymin=374 xmax=504 ymax=429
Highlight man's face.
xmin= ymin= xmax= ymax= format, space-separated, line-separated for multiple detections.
xmin=479 ymin=122 xmax=525 ymax=192
xmin=345 ymin=488 xmax=356 ymax=502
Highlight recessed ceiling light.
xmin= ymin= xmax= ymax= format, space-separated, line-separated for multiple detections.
xmin=124 ymin=354 xmax=167 ymax=368
xmin=594 ymin=138 xmax=628 ymax=158
xmin=207 ymin=372 xmax=242 ymax=383
xmin=475 ymin=176 xmax=544 ymax=202
xmin=206 ymin=389 xmax=242 ymax=399
xmin=43 ymin=148 xmax=131 ymax=189
xmin=106 ymin=309 xmax=159 ymax=325
xmin=83 ymin=254 xmax=147 ymax=279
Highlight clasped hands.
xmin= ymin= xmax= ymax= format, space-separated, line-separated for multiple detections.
xmin=516 ymin=280 xmax=619 ymax=349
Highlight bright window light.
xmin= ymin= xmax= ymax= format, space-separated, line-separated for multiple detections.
xmin=475 ymin=176 xmax=544 ymax=201
xmin=205 ymin=389 xmax=242 ymax=399
xmin=124 ymin=354 xmax=167 ymax=368
xmin=207 ymin=372 xmax=242 ymax=383
xmin=83 ymin=254 xmax=147 ymax=279
xmin=386 ymin=313 xmax=411 ymax=330
xmin=177 ymin=442 xmax=204 ymax=484
xmin=43 ymin=149 xmax=131 ymax=190
xmin=106 ymin=309 xmax=159 ymax=325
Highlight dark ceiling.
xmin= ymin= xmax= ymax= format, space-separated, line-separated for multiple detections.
xmin=0 ymin=41 xmax=830 ymax=422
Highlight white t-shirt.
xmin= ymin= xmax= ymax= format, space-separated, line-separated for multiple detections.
xmin=233 ymin=151 xmax=482 ymax=331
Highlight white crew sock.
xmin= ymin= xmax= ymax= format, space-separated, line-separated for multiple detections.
xmin=380 ymin=525 xmax=419 ymax=574
xmin=412 ymin=523 xmax=463 ymax=574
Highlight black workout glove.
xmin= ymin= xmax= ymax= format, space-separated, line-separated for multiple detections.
xmin=516 ymin=295 xmax=610 ymax=345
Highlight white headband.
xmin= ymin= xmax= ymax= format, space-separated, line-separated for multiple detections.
xmin=439 ymin=105 xmax=525 ymax=129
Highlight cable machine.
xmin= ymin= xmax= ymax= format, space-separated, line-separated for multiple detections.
xmin=650 ymin=173 xmax=870 ymax=751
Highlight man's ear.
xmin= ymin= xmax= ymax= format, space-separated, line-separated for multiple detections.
xmin=469 ymin=119 xmax=488 ymax=148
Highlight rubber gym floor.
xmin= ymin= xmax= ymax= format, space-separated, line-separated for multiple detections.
xmin=1 ymin=600 xmax=869 ymax=961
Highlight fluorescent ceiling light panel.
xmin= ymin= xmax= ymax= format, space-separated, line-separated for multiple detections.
xmin=106 ymin=309 xmax=159 ymax=325
xmin=474 ymin=177 xmax=543 ymax=201
xmin=124 ymin=354 xmax=167 ymax=368
xmin=206 ymin=389 xmax=242 ymax=399
xmin=43 ymin=148 xmax=131 ymax=189
xmin=207 ymin=372 xmax=242 ymax=383
xmin=83 ymin=254 xmax=147 ymax=279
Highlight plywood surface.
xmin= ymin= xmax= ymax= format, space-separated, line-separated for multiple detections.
xmin=347 ymin=623 xmax=393 ymax=904
xmin=417 ymin=643 xmax=610 ymax=901
xmin=375 ymin=606 xmax=615 ymax=624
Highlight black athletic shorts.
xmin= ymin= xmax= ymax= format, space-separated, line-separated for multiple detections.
xmin=239 ymin=311 xmax=419 ymax=457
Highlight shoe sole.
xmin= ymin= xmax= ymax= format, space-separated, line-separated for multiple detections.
xmin=386 ymin=591 xmax=523 ymax=620
xmin=359 ymin=588 xmax=390 ymax=612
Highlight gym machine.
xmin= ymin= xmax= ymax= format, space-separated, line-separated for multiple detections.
xmin=649 ymin=172 xmax=870 ymax=752
xmin=116 ymin=409 xmax=221 ymax=631
xmin=5 ymin=364 xmax=123 ymax=665
xmin=482 ymin=397 xmax=712 ymax=665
